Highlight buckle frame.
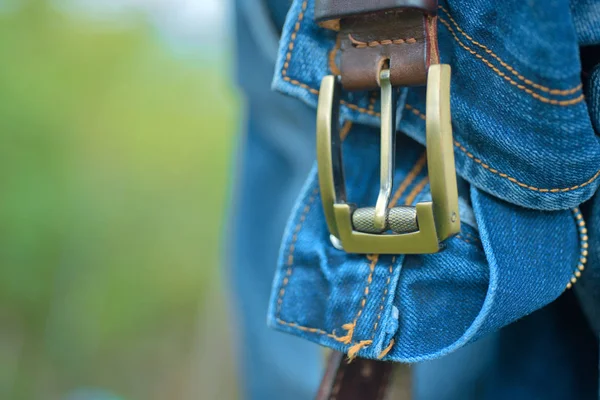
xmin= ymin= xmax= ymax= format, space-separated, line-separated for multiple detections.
xmin=316 ymin=64 xmax=460 ymax=254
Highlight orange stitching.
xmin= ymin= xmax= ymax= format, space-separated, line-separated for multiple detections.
xmin=331 ymin=38 xmax=380 ymax=116
xmin=337 ymin=254 xmax=380 ymax=346
xmin=355 ymin=254 xmax=379 ymax=324
xmin=404 ymin=104 xmax=600 ymax=192
xmin=281 ymin=1 xmax=307 ymax=79
xmin=283 ymin=76 xmax=320 ymax=95
xmin=464 ymin=231 xmax=480 ymax=243
xmin=276 ymin=187 xmax=319 ymax=316
xmin=405 ymin=103 xmax=426 ymax=120
xmin=438 ymin=17 xmax=584 ymax=106
xmin=377 ymin=339 xmax=395 ymax=360
xmin=456 ymin=235 xmax=470 ymax=243
xmin=276 ymin=318 xmax=329 ymax=335
xmin=281 ymin=1 xmax=320 ymax=94
xmin=341 ymin=99 xmax=380 ymax=117
xmin=455 ymin=234 xmax=482 ymax=246
xmin=339 ymin=120 xmax=353 ymax=140
xmin=454 ymin=140 xmax=600 ymax=192
xmin=439 ymin=6 xmax=582 ymax=96
xmin=348 ymin=33 xmax=417 ymax=48
xmin=276 ymin=318 xmax=353 ymax=342
xmin=368 ymin=91 xmax=378 ymax=112
xmin=390 ymin=153 xmax=427 ymax=207
xmin=371 ymin=257 xmax=396 ymax=338
xmin=405 ymin=176 xmax=430 ymax=205
xmin=347 ymin=340 xmax=373 ymax=361
xmin=329 ymin=36 xmax=341 ymax=76
xmin=277 ymin=319 xmax=364 ymax=344
xmin=459 ymin=231 xmax=482 ymax=246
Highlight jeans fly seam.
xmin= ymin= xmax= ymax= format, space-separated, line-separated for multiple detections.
xmin=439 ymin=5 xmax=582 ymax=96
xmin=404 ymin=104 xmax=600 ymax=193
xmin=438 ymin=17 xmax=584 ymax=106
xmin=351 ymin=172 xmax=430 ymax=360
xmin=566 ymin=207 xmax=589 ymax=289
xmin=371 ymin=257 xmax=396 ymax=340
xmin=346 ymin=155 xmax=428 ymax=360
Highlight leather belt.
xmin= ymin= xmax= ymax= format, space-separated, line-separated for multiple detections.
xmin=316 ymin=352 xmax=411 ymax=400
xmin=315 ymin=0 xmax=439 ymax=90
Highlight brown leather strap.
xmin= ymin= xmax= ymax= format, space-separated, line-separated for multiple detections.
xmin=315 ymin=0 xmax=437 ymax=28
xmin=316 ymin=0 xmax=439 ymax=90
xmin=316 ymin=352 xmax=395 ymax=400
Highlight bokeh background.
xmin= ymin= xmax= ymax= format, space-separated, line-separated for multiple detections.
xmin=0 ymin=0 xmax=239 ymax=398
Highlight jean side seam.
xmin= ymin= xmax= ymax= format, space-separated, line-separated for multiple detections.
xmin=438 ymin=17 xmax=584 ymax=106
xmin=404 ymin=104 xmax=600 ymax=193
xmin=439 ymin=5 xmax=582 ymax=96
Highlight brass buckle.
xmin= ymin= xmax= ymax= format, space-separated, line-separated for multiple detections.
xmin=316 ymin=64 xmax=460 ymax=254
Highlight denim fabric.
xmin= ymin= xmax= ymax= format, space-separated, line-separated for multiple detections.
xmin=266 ymin=0 xmax=598 ymax=382
xmin=415 ymin=291 xmax=599 ymax=400
xmin=590 ymin=65 xmax=600 ymax=134
xmin=228 ymin=1 xmax=321 ymax=399
xmin=571 ymin=0 xmax=600 ymax=46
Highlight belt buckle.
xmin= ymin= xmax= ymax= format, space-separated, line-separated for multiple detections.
xmin=316 ymin=64 xmax=460 ymax=254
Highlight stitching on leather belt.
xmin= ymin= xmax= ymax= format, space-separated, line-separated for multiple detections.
xmin=336 ymin=8 xmax=432 ymax=90
xmin=348 ymin=34 xmax=418 ymax=48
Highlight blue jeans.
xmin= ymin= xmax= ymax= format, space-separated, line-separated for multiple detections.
xmin=228 ymin=2 xmax=322 ymax=399
xmin=230 ymin=0 xmax=600 ymax=398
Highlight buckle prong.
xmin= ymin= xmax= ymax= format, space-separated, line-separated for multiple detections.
xmin=374 ymin=68 xmax=396 ymax=232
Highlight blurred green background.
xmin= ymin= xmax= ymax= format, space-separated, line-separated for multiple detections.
xmin=0 ymin=1 xmax=239 ymax=399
